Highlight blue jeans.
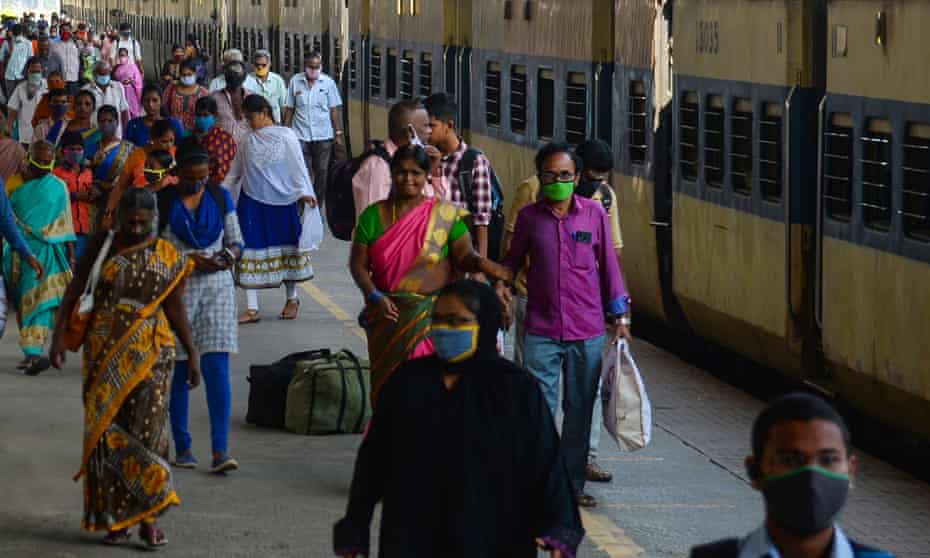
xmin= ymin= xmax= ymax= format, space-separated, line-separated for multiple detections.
xmin=524 ymin=333 xmax=606 ymax=494
xmin=170 ymin=352 xmax=231 ymax=456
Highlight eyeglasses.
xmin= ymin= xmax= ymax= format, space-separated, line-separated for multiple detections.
xmin=538 ymin=170 xmax=578 ymax=183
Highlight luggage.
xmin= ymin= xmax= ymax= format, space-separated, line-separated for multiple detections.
xmin=246 ymin=349 xmax=332 ymax=429
xmin=457 ymin=147 xmax=506 ymax=261
xmin=326 ymin=140 xmax=391 ymax=241
xmin=601 ymin=339 xmax=653 ymax=451
xmin=285 ymin=349 xmax=371 ymax=435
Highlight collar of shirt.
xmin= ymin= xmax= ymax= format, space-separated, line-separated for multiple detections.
xmin=738 ymin=525 xmax=854 ymax=558
xmin=537 ymin=194 xmax=582 ymax=220
xmin=441 ymin=138 xmax=467 ymax=164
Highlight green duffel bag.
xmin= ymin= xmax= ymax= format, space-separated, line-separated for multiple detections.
xmin=284 ymin=349 xmax=372 ymax=435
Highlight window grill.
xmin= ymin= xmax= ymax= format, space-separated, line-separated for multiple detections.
xmin=486 ymin=62 xmax=502 ymax=127
xmin=418 ymin=53 xmax=432 ymax=97
xmin=861 ymin=118 xmax=892 ymax=231
xmin=628 ymin=80 xmax=648 ymax=165
xmin=759 ymin=102 xmax=784 ymax=201
xmin=902 ymin=124 xmax=930 ymax=241
xmin=822 ymin=113 xmax=854 ymax=221
xmin=400 ymin=51 xmax=414 ymax=99
xmin=565 ymin=72 xmax=587 ymax=145
xmin=510 ymin=65 xmax=527 ymax=134
xmin=333 ymin=39 xmax=342 ymax=83
xmin=679 ymin=92 xmax=699 ymax=181
xmin=730 ymin=98 xmax=753 ymax=195
xmin=537 ymin=69 xmax=555 ymax=140
xmin=349 ymin=40 xmax=358 ymax=90
xmin=386 ymin=48 xmax=398 ymax=99
xmin=283 ymin=33 xmax=291 ymax=77
xmin=704 ymin=95 xmax=725 ymax=187
xmin=370 ymin=46 xmax=382 ymax=98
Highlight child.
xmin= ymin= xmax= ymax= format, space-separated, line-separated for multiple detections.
xmin=137 ymin=149 xmax=178 ymax=192
xmin=54 ymin=131 xmax=96 ymax=263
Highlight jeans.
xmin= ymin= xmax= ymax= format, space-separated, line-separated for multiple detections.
xmin=512 ymin=294 xmax=528 ymax=368
xmin=590 ymin=375 xmax=603 ymax=460
xmin=170 ymin=352 xmax=232 ymax=455
xmin=301 ymin=139 xmax=334 ymax=207
xmin=524 ymin=333 xmax=605 ymax=495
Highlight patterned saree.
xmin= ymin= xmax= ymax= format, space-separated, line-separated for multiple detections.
xmin=75 ymin=238 xmax=193 ymax=532
xmin=366 ymin=198 xmax=468 ymax=404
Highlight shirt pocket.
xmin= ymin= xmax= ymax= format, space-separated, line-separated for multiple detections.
xmin=570 ymin=239 xmax=597 ymax=271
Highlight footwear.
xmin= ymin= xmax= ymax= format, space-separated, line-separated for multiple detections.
xmin=102 ymin=528 xmax=132 ymax=546
xmin=139 ymin=522 xmax=168 ymax=547
xmin=238 ymin=309 xmax=260 ymax=324
xmin=210 ymin=453 xmax=239 ymax=474
xmin=586 ymin=461 xmax=613 ymax=483
xmin=279 ymin=299 xmax=300 ymax=320
xmin=23 ymin=357 xmax=50 ymax=376
xmin=172 ymin=450 xmax=198 ymax=469
xmin=576 ymin=493 xmax=597 ymax=508
xmin=16 ymin=357 xmax=30 ymax=370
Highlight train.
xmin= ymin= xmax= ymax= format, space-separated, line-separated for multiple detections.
xmin=61 ymin=0 xmax=930 ymax=449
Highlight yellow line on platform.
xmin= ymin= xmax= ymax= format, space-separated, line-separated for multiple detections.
xmin=302 ymin=281 xmax=646 ymax=557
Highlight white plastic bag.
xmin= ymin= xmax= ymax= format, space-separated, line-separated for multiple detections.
xmin=601 ymin=339 xmax=652 ymax=451
xmin=299 ymin=201 xmax=324 ymax=251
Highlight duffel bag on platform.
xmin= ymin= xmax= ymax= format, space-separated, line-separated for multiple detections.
xmin=285 ymin=349 xmax=371 ymax=435
xmin=246 ymin=349 xmax=333 ymax=429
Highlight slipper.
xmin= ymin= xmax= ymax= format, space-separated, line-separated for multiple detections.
xmin=139 ymin=523 xmax=168 ymax=548
xmin=238 ymin=310 xmax=261 ymax=325
xmin=23 ymin=357 xmax=50 ymax=376
xmin=16 ymin=357 xmax=30 ymax=370
xmin=102 ymin=528 xmax=132 ymax=546
xmin=279 ymin=299 xmax=300 ymax=320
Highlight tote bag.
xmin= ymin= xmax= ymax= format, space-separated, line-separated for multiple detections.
xmin=601 ymin=339 xmax=653 ymax=451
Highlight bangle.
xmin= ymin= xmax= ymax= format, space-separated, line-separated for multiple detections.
xmin=367 ymin=289 xmax=384 ymax=304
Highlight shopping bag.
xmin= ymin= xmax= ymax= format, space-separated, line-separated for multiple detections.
xmin=601 ymin=339 xmax=652 ymax=451
xmin=299 ymin=200 xmax=324 ymax=251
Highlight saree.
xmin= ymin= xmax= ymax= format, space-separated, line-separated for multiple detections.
xmin=2 ymin=173 xmax=76 ymax=356
xmin=75 ymin=238 xmax=194 ymax=532
xmin=91 ymin=140 xmax=134 ymax=229
xmin=365 ymin=198 xmax=468 ymax=403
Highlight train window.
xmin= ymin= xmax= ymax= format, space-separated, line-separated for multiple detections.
xmin=537 ymin=69 xmax=555 ymax=140
xmin=400 ymin=51 xmax=414 ymax=99
xmin=349 ymin=41 xmax=358 ymax=91
xmin=730 ymin=98 xmax=753 ymax=195
xmin=486 ymin=62 xmax=502 ymax=127
xmin=759 ymin=102 xmax=783 ymax=201
xmin=565 ymin=72 xmax=587 ymax=145
xmin=628 ymin=80 xmax=648 ymax=165
xmin=822 ymin=113 xmax=854 ymax=221
xmin=510 ymin=65 xmax=527 ymax=134
xmin=418 ymin=53 xmax=433 ymax=97
xmin=704 ymin=95 xmax=724 ymax=188
xmin=902 ymin=123 xmax=930 ymax=241
xmin=370 ymin=46 xmax=382 ymax=98
xmin=386 ymin=48 xmax=398 ymax=99
xmin=283 ymin=33 xmax=292 ymax=76
xmin=679 ymin=92 xmax=699 ymax=181
xmin=334 ymin=39 xmax=343 ymax=83
xmin=861 ymin=118 xmax=892 ymax=231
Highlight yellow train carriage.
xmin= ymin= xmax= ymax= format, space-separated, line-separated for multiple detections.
xmin=818 ymin=0 xmax=930 ymax=439
xmin=269 ymin=0 xmax=325 ymax=81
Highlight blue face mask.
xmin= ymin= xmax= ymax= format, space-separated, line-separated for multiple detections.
xmin=431 ymin=324 xmax=480 ymax=363
xmin=95 ymin=74 xmax=111 ymax=86
xmin=195 ymin=115 xmax=215 ymax=133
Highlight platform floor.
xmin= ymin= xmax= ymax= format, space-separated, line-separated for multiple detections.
xmin=0 ymin=237 xmax=927 ymax=557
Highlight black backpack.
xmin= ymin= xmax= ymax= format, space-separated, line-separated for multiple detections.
xmin=246 ymin=349 xmax=333 ymax=429
xmin=689 ymin=537 xmax=894 ymax=558
xmin=457 ymin=147 xmax=506 ymax=261
xmin=326 ymin=140 xmax=391 ymax=241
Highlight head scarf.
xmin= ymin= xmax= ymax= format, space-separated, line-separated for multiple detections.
xmin=437 ymin=280 xmax=503 ymax=372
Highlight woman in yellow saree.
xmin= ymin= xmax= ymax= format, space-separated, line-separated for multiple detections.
xmin=49 ymin=188 xmax=201 ymax=548
xmin=349 ymin=145 xmax=511 ymax=405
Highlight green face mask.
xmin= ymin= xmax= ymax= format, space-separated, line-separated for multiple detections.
xmin=542 ymin=180 xmax=575 ymax=201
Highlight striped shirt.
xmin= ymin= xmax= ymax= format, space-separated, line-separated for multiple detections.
xmin=440 ymin=140 xmax=493 ymax=226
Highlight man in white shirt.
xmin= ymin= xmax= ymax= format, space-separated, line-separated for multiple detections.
xmin=283 ymin=52 xmax=343 ymax=206
xmin=208 ymin=49 xmax=244 ymax=93
xmin=51 ymin=21 xmax=80 ymax=93
xmin=109 ymin=22 xmax=142 ymax=75
xmin=6 ymin=57 xmax=47 ymax=146
xmin=81 ymin=60 xmax=129 ymax=138
xmin=243 ymin=49 xmax=286 ymax=124
xmin=3 ymin=24 xmax=34 ymax=97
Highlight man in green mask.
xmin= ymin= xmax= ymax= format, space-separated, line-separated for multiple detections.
xmin=689 ymin=393 xmax=892 ymax=558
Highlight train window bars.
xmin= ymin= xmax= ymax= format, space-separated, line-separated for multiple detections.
xmin=370 ymin=45 xmax=382 ymax=99
xmin=628 ymin=81 xmax=648 ymax=166
xmin=386 ymin=48 xmax=398 ymax=99
xmin=349 ymin=41 xmax=358 ymax=91
xmin=902 ymin=123 xmax=930 ymax=242
xmin=759 ymin=102 xmax=784 ymax=201
xmin=730 ymin=98 xmax=753 ymax=196
xmin=823 ymin=113 xmax=854 ymax=221
xmin=510 ymin=65 xmax=527 ymax=134
xmin=861 ymin=118 xmax=893 ymax=231
xmin=333 ymin=39 xmax=343 ymax=84
xmin=704 ymin=95 xmax=725 ymax=188
xmin=418 ymin=53 xmax=432 ymax=98
xmin=400 ymin=51 xmax=415 ymax=99
xmin=679 ymin=92 xmax=699 ymax=181
xmin=565 ymin=72 xmax=588 ymax=146
xmin=486 ymin=62 xmax=502 ymax=128
xmin=537 ymin=69 xmax=556 ymax=140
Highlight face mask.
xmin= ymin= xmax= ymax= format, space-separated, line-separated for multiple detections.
xmin=118 ymin=56 xmax=128 ymax=64
xmin=224 ymin=71 xmax=245 ymax=88
xmin=255 ymin=66 xmax=269 ymax=78
xmin=29 ymin=155 xmax=55 ymax=174
xmin=542 ymin=180 xmax=575 ymax=202
xmin=52 ymin=103 xmax=68 ymax=119
xmin=174 ymin=53 xmax=185 ymax=62
xmin=121 ymin=220 xmax=153 ymax=242
xmin=27 ymin=72 xmax=42 ymax=86
xmin=762 ymin=466 xmax=850 ymax=537
xmin=120 ymin=31 xmax=130 ymax=38
xmin=178 ymin=178 xmax=206 ymax=195
xmin=61 ymin=31 xmax=71 ymax=41
xmin=195 ymin=115 xmax=215 ymax=133
xmin=305 ymin=68 xmax=321 ymax=80
xmin=180 ymin=74 xmax=196 ymax=86
xmin=64 ymin=148 xmax=84 ymax=165
xmin=99 ymin=121 xmax=118 ymax=137
xmin=431 ymin=324 xmax=480 ymax=363
xmin=143 ymin=168 xmax=166 ymax=184
xmin=95 ymin=74 xmax=110 ymax=86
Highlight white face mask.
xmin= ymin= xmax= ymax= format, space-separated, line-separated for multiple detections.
xmin=180 ymin=75 xmax=196 ymax=86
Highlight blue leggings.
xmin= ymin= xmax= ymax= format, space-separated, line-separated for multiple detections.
xmin=169 ymin=352 xmax=231 ymax=456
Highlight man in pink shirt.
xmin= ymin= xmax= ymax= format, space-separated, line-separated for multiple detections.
xmin=351 ymin=99 xmax=447 ymax=219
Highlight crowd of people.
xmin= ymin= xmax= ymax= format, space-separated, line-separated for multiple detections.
xmin=0 ymin=11 xmax=893 ymax=558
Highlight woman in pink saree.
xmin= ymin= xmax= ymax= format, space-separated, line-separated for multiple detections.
xmin=349 ymin=145 xmax=511 ymax=405
xmin=113 ymin=48 xmax=143 ymax=118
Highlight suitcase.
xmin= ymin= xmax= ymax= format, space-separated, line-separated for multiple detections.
xmin=285 ymin=349 xmax=372 ymax=435
xmin=246 ymin=349 xmax=332 ymax=429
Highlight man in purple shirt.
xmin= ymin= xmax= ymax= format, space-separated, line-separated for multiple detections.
xmin=503 ymin=142 xmax=631 ymax=508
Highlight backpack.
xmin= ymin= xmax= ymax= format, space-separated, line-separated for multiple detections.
xmin=246 ymin=349 xmax=333 ymax=429
xmin=457 ymin=147 xmax=506 ymax=261
xmin=284 ymin=349 xmax=372 ymax=435
xmin=156 ymin=182 xmax=227 ymax=235
xmin=326 ymin=140 xmax=391 ymax=241
xmin=689 ymin=537 xmax=895 ymax=558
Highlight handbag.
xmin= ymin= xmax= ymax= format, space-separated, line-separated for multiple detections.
xmin=601 ymin=338 xmax=653 ymax=451
xmin=63 ymin=231 xmax=114 ymax=352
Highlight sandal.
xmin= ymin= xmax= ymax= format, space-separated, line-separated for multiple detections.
xmin=23 ymin=357 xmax=50 ymax=376
xmin=102 ymin=528 xmax=132 ymax=546
xmin=238 ymin=310 xmax=261 ymax=325
xmin=279 ymin=299 xmax=300 ymax=320
xmin=16 ymin=357 xmax=30 ymax=370
xmin=576 ymin=493 xmax=598 ymax=508
xmin=139 ymin=522 xmax=168 ymax=547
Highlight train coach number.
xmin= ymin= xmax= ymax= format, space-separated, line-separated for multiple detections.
xmin=697 ymin=20 xmax=720 ymax=54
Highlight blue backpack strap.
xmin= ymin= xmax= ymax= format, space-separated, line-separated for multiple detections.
xmin=851 ymin=540 xmax=895 ymax=558
xmin=689 ymin=538 xmax=740 ymax=558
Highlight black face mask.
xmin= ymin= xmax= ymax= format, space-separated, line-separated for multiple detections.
xmin=224 ymin=71 xmax=245 ymax=89
xmin=575 ymin=177 xmax=603 ymax=199
xmin=178 ymin=178 xmax=206 ymax=196
xmin=762 ymin=466 xmax=850 ymax=536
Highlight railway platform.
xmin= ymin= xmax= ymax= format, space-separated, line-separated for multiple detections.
xmin=0 ymin=237 xmax=928 ymax=557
